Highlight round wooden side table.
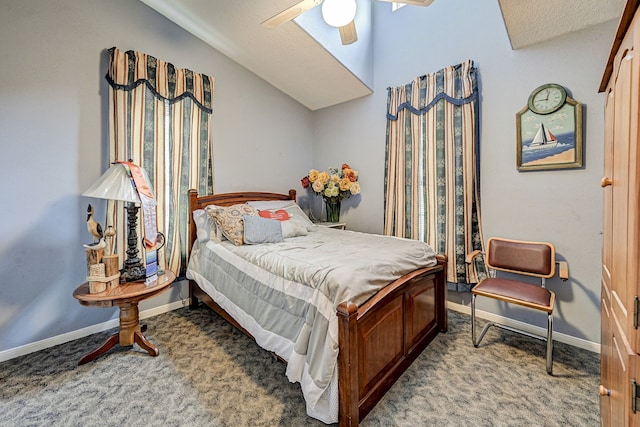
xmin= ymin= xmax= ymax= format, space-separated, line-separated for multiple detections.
xmin=73 ymin=270 xmax=175 ymax=365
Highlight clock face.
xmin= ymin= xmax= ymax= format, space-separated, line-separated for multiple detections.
xmin=528 ymin=84 xmax=567 ymax=115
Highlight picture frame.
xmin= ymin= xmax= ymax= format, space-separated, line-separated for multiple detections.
xmin=516 ymin=96 xmax=583 ymax=171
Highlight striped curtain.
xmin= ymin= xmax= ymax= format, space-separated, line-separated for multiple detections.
xmin=106 ymin=47 xmax=214 ymax=276
xmin=384 ymin=60 xmax=485 ymax=290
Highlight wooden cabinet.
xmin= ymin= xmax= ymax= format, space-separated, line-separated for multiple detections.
xmin=600 ymin=1 xmax=640 ymax=425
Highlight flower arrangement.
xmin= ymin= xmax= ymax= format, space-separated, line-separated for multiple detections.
xmin=301 ymin=163 xmax=361 ymax=202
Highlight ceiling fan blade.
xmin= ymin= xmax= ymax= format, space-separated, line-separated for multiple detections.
xmin=339 ymin=20 xmax=358 ymax=45
xmin=262 ymin=0 xmax=323 ymax=29
xmin=378 ymin=0 xmax=435 ymax=6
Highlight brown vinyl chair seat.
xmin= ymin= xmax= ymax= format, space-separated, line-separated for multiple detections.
xmin=472 ymin=277 xmax=554 ymax=313
xmin=467 ymin=237 xmax=568 ymax=375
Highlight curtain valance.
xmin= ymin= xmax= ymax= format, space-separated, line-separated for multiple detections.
xmin=106 ymin=47 xmax=214 ymax=113
xmin=386 ymin=59 xmax=477 ymax=120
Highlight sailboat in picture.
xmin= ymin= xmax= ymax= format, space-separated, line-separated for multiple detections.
xmin=526 ymin=122 xmax=558 ymax=150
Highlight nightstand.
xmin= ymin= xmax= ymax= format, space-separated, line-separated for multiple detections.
xmin=73 ymin=271 xmax=175 ymax=364
xmin=314 ymin=221 xmax=346 ymax=230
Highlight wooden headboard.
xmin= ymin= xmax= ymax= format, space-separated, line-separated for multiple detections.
xmin=187 ymin=189 xmax=297 ymax=255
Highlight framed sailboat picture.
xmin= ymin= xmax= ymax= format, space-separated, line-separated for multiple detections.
xmin=516 ymin=92 xmax=583 ymax=171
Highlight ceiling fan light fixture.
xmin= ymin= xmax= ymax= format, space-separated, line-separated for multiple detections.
xmin=322 ymin=0 xmax=357 ymax=27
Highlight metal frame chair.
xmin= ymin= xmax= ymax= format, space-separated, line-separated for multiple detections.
xmin=466 ymin=237 xmax=569 ymax=374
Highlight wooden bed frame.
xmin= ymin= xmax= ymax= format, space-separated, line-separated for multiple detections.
xmin=187 ymin=189 xmax=448 ymax=426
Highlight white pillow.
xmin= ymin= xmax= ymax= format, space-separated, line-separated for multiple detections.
xmin=192 ymin=209 xmax=221 ymax=243
xmin=246 ymin=200 xmax=295 ymax=210
xmin=281 ymin=219 xmax=309 ymax=238
xmin=246 ymin=200 xmax=314 ymax=232
xmin=282 ymin=204 xmax=315 ymax=231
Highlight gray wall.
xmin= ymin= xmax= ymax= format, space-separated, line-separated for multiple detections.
xmin=0 ymin=0 xmax=313 ymax=355
xmin=312 ymin=0 xmax=614 ymax=345
xmin=0 ymin=0 xmax=614 ymax=356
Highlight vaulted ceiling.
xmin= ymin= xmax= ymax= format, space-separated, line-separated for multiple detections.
xmin=141 ymin=0 xmax=624 ymax=111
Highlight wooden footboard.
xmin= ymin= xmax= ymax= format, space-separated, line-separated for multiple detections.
xmin=187 ymin=189 xmax=448 ymax=426
xmin=337 ymin=256 xmax=447 ymax=426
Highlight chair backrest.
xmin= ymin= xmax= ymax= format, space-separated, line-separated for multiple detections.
xmin=486 ymin=237 xmax=556 ymax=279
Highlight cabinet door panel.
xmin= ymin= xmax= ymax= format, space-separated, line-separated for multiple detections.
xmin=610 ymin=43 xmax=632 ymax=337
xmin=601 ymin=288 xmax=612 ymax=426
xmin=611 ymin=315 xmax=635 ymax=426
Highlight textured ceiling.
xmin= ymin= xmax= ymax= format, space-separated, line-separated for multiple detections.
xmin=498 ymin=0 xmax=625 ymax=49
xmin=141 ymin=0 xmax=625 ymax=110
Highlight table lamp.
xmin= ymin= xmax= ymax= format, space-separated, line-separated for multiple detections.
xmin=83 ymin=162 xmax=148 ymax=282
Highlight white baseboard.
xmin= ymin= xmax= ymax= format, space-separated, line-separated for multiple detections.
xmin=0 ymin=300 xmax=188 ymax=363
xmin=447 ymin=301 xmax=601 ymax=354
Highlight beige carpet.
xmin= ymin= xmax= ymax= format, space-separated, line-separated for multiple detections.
xmin=0 ymin=307 xmax=599 ymax=426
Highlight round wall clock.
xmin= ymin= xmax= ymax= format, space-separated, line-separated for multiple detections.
xmin=516 ymin=83 xmax=583 ymax=171
xmin=527 ymin=83 xmax=567 ymax=115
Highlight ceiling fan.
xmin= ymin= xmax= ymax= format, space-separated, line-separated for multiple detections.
xmin=261 ymin=0 xmax=435 ymax=45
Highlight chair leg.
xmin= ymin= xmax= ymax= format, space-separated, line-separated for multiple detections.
xmin=471 ymin=294 xmax=493 ymax=347
xmin=473 ymin=293 xmax=554 ymax=374
xmin=471 ymin=293 xmax=477 ymax=346
xmin=546 ymin=313 xmax=553 ymax=375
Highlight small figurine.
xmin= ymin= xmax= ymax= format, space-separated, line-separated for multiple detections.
xmin=83 ymin=238 xmax=106 ymax=251
xmin=104 ymin=225 xmax=116 ymax=255
xmin=86 ymin=204 xmax=103 ymax=244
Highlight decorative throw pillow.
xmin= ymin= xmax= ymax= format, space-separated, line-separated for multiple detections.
xmin=258 ymin=209 xmax=291 ymax=221
xmin=208 ymin=204 xmax=258 ymax=246
xmin=243 ymin=215 xmax=284 ymax=244
xmin=204 ymin=204 xmax=225 ymax=241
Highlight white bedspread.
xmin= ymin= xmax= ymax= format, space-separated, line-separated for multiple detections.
xmin=186 ymin=226 xmax=437 ymax=423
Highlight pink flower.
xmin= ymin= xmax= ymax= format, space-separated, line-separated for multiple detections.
xmin=344 ymin=168 xmax=357 ymax=182
xmin=301 ymin=176 xmax=310 ymax=188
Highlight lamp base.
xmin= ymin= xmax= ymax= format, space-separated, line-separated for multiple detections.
xmin=120 ymin=264 xmax=146 ymax=283
xmin=120 ymin=203 xmax=146 ymax=283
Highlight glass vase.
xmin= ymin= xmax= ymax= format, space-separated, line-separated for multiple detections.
xmin=325 ymin=199 xmax=341 ymax=223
